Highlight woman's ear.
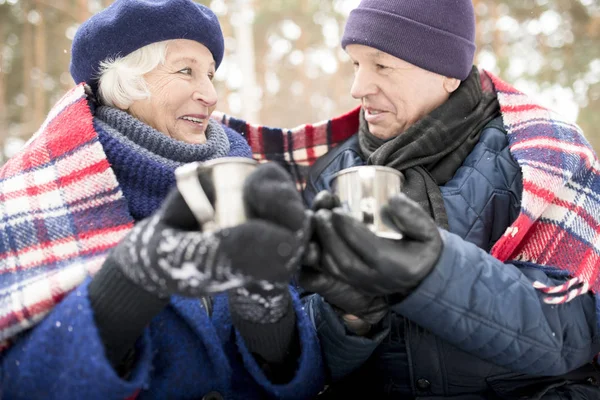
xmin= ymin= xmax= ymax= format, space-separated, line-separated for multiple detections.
xmin=443 ymin=77 xmax=461 ymax=94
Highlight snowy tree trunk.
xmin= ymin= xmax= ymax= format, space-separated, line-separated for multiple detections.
xmin=232 ymin=0 xmax=260 ymax=123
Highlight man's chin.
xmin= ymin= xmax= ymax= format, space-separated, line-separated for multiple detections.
xmin=368 ymin=123 xmax=396 ymax=141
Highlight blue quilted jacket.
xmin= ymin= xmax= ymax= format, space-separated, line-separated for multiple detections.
xmin=0 ymin=280 xmax=325 ymax=400
xmin=302 ymin=118 xmax=600 ymax=399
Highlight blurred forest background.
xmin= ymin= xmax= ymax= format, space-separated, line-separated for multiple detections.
xmin=0 ymin=0 xmax=599 ymax=163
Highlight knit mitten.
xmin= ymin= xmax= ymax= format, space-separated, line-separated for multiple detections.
xmin=114 ymin=163 xmax=311 ymax=298
xmin=225 ymin=163 xmax=311 ymax=366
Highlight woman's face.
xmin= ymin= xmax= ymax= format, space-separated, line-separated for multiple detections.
xmin=346 ymin=44 xmax=459 ymax=140
xmin=129 ymin=39 xmax=218 ymax=144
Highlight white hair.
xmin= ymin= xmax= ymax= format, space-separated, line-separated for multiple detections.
xmin=97 ymin=41 xmax=169 ymax=109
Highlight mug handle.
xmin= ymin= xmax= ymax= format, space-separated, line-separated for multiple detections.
xmin=175 ymin=162 xmax=218 ymax=231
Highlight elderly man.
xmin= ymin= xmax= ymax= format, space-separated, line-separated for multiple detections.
xmin=299 ymin=0 xmax=600 ymax=399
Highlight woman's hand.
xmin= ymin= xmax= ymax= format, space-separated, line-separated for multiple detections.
xmin=113 ymin=162 xmax=310 ymax=298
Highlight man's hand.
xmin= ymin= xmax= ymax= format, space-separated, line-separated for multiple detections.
xmin=298 ymin=265 xmax=388 ymax=325
xmin=313 ymin=191 xmax=442 ymax=300
xmin=299 ymin=191 xmax=388 ymax=329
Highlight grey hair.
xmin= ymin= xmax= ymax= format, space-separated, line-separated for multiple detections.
xmin=97 ymin=41 xmax=170 ymax=109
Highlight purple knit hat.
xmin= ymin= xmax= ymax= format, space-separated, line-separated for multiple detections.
xmin=341 ymin=0 xmax=476 ymax=81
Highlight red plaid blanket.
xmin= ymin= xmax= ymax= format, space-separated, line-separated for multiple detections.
xmin=0 ymin=85 xmax=134 ymax=348
xmin=1 ymin=71 xmax=599 ymax=350
xmin=486 ymin=72 xmax=600 ymax=302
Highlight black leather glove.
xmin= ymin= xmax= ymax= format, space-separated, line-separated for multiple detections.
xmin=299 ymin=265 xmax=388 ymax=325
xmin=313 ymin=191 xmax=442 ymax=301
xmin=114 ymin=163 xmax=310 ymax=299
xmin=298 ymin=191 xmax=388 ymax=326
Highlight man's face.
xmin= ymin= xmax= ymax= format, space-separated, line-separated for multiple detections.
xmin=346 ymin=44 xmax=459 ymax=140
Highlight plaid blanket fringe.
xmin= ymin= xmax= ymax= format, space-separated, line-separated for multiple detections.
xmin=1 ymin=70 xmax=599 ymax=349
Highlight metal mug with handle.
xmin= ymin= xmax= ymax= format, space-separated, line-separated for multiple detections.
xmin=331 ymin=165 xmax=405 ymax=240
xmin=175 ymin=157 xmax=258 ymax=231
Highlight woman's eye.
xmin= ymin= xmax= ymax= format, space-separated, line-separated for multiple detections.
xmin=376 ymin=64 xmax=388 ymax=70
xmin=208 ymin=72 xmax=215 ymax=81
xmin=178 ymin=67 xmax=192 ymax=75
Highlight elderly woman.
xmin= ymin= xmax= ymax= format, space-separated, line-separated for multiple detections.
xmin=0 ymin=0 xmax=323 ymax=399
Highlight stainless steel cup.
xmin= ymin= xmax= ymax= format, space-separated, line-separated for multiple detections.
xmin=175 ymin=157 xmax=258 ymax=231
xmin=331 ymin=165 xmax=405 ymax=240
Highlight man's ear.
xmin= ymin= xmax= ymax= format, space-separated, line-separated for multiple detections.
xmin=443 ymin=77 xmax=461 ymax=94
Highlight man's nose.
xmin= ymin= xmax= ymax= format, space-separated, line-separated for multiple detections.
xmin=350 ymin=68 xmax=377 ymax=99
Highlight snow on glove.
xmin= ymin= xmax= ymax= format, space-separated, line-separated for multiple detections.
xmin=113 ymin=162 xmax=311 ymax=299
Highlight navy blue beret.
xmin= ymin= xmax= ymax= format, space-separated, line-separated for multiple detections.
xmin=70 ymin=0 xmax=224 ymax=90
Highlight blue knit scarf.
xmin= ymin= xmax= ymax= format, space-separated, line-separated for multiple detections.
xmin=94 ymin=106 xmax=252 ymax=221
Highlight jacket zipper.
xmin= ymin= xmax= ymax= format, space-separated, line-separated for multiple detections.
xmin=200 ymin=296 xmax=212 ymax=316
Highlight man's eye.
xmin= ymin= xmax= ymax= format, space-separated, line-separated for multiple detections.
xmin=208 ymin=72 xmax=215 ymax=81
xmin=376 ymin=64 xmax=388 ymax=70
xmin=178 ymin=67 xmax=192 ymax=75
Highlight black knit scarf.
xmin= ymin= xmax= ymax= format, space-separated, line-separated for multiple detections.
xmin=358 ymin=67 xmax=500 ymax=228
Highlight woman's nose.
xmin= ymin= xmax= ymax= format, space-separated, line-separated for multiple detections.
xmin=193 ymin=79 xmax=218 ymax=107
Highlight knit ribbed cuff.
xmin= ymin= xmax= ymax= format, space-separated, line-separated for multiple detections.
xmin=230 ymin=292 xmax=296 ymax=365
xmin=88 ymin=257 xmax=169 ymax=369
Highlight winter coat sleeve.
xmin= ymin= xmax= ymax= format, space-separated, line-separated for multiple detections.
xmin=301 ymin=292 xmax=391 ymax=382
xmin=0 ymin=278 xmax=152 ymax=400
xmin=393 ymin=229 xmax=600 ymax=376
xmin=233 ymin=287 xmax=327 ymax=399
